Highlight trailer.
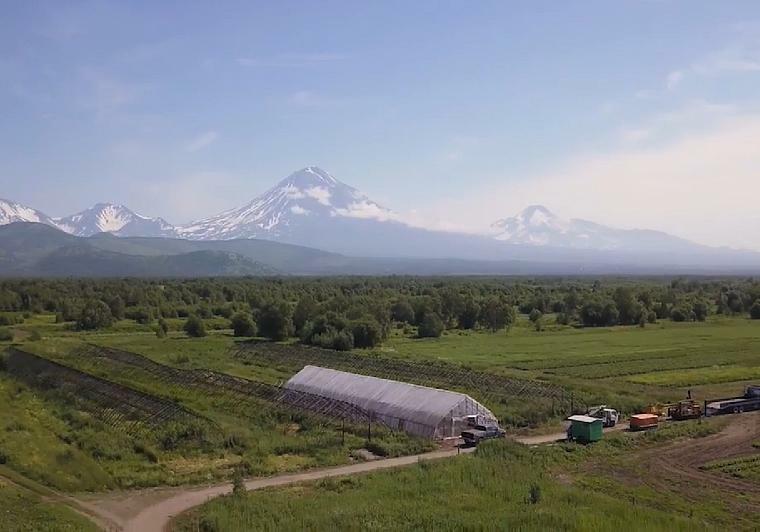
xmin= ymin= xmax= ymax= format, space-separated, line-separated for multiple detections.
xmin=705 ymin=385 xmax=760 ymax=416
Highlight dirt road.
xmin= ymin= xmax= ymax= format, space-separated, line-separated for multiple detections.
xmin=101 ymin=429 xmax=579 ymax=532
xmin=10 ymin=420 xmax=737 ymax=531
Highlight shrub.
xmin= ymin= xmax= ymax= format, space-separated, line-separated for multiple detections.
xmin=258 ymin=302 xmax=293 ymax=341
xmin=750 ymin=301 xmax=760 ymax=320
xmin=230 ymin=312 xmax=257 ymax=337
xmin=77 ymin=299 xmax=114 ymax=330
xmin=528 ymin=309 xmax=543 ymax=323
xmin=28 ymin=329 xmax=42 ymax=341
xmin=0 ymin=328 xmax=13 ymax=341
xmin=418 ymin=313 xmax=444 ymax=338
xmin=351 ymin=317 xmax=383 ymax=348
xmin=528 ymin=484 xmax=541 ymax=504
xmin=184 ymin=315 xmax=207 ymax=338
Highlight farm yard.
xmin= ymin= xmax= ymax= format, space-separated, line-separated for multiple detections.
xmin=0 ymin=277 xmax=758 ymax=530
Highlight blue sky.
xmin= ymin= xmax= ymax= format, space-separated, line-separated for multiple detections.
xmin=2 ymin=1 xmax=760 ymax=248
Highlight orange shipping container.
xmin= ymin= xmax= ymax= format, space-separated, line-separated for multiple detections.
xmin=630 ymin=413 xmax=658 ymax=431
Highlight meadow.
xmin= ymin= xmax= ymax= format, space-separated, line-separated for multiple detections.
xmin=175 ymin=419 xmax=758 ymax=532
xmin=0 ymin=277 xmax=759 ymax=530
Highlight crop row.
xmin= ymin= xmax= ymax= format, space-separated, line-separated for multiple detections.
xmin=231 ymin=341 xmax=574 ymax=412
xmin=3 ymin=347 xmax=210 ymax=437
xmin=75 ymin=344 xmax=377 ymax=426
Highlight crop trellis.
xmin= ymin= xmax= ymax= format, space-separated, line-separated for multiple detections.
xmin=3 ymin=348 xmax=212 ymax=437
xmin=232 ymin=341 xmax=580 ymax=415
xmin=75 ymin=344 xmax=380 ymax=426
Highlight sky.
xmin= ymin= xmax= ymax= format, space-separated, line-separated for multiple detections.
xmin=1 ymin=1 xmax=760 ymax=249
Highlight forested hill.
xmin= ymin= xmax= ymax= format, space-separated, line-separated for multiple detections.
xmin=2 ymin=222 xmax=760 ymax=277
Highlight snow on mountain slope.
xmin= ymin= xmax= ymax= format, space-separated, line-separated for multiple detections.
xmin=0 ymin=198 xmax=57 ymax=226
xmin=54 ymin=203 xmax=179 ymax=238
xmin=179 ymin=166 xmax=400 ymax=240
xmin=490 ymin=205 xmax=698 ymax=251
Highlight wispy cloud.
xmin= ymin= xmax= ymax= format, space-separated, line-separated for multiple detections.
xmin=288 ymin=90 xmax=343 ymax=108
xmin=665 ymin=45 xmax=760 ymax=91
xmin=184 ymin=130 xmax=219 ymax=152
xmin=413 ymin=103 xmax=760 ymax=249
xmin=79 ymin=68 xmax=147 ymax=115
xmin=237 ymin=52 xmax=346 ymax=68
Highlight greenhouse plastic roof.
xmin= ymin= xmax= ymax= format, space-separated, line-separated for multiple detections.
xmin=285 ymin=365 xmax=484 ymax=429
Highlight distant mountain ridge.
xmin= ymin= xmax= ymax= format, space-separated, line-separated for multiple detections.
xmin=1 ymin=167 xmax=758 ymax=271
xmin=490 ymin=204 xmax=699 ymax=252
xmin=178 ymin=166 xmax=399 ymax=240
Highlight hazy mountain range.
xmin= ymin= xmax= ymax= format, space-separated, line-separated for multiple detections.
xmin=2 ymin=166 xmax=759 ymax=275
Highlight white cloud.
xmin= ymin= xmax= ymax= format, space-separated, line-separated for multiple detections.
xmin=666 ymin=70 xmax=684 ymax=91
xmin=290 ymin=205 xmax=309 ymax=215
xmin=237 ymin=53 xmax=346 ymax=68
xmin=665 ymin=46 xmax=760 ymax=91
xmin=184 ymin=130 xmax=219 ymax=152
xmin=409 ymin=107 xmax=760 ymax=250
xmin=335 ymin=201 xmax=399 ymax=222
xmin=304 ymin=186 xmax=331 ymax=205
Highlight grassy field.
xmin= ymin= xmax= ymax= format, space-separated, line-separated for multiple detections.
xmin=0 ymin=482 xmax=98 ymax=532
xmin=175 ymin=419 xmax=754 ymax=532
xmin=1 ymin=312 xmax=759 ymax=525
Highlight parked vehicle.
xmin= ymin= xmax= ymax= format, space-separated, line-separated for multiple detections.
xmin=629 ymin=413 xmax=658 ymax=431
xmin=461 ymin=424 xmax=506 ymax=446
xmin=586 ymin=405 xmax=619 ymax=427
xmin=705 ymin=385 xmax=760 ymax=416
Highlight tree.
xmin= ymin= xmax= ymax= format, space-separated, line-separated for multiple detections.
xmin=293 ymin=296 xmax=318 ymax=334
xmin=670 ymin=307 xmax=688 ymax=322
xmin=692 ymin=301 xmax=709 ymax=322
xmin=458 ymin=298 xmax=480 ymax=329
xmin=258 ymin=302 xmax=293 ymax=341
xmin=480 ymin=298 xmax=515 ymax=332
xmin=351 ymin=317 xmax=383 ymax=348
xmin=391 ymin=299 xmax=415 ymax=324
xmin=184 ymin=314 xmax=207 ymax=337
xmin=418 ymin=312 xmax=444 ymax=338
xmin=156 ymin=318 xmax=169 ymax=338
xmin=107 ymin=295 xmax=125 ymax=320
xmin=231 ymin=312 xmax=257 ymax=337
xmin=529 ymin=309 xmax=543 ymax=323
xmin=750 ymin=300 xmax=760 ymax=320
xmin=77 ymin=300 xmax=114 ymax=330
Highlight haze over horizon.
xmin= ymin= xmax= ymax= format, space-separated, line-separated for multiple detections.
xmin=2 ymin=2 xmax=760 ymax=250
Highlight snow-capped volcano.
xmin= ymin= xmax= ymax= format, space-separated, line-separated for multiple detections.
xmin=54 ymin=203 xmax=178 ymax=238
xmin=179 ymin=166 xmax=398 ymax=240
xmin=0 ymin=199 xmax=57 ymax=226
xmin=491 ymin=205 xmax=697 ymax=251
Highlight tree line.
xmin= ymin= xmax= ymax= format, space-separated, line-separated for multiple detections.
xmin=1 ymin=277 xmax=759 ymax=347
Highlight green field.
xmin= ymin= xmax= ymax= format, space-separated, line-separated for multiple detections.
xmin=175 ymin=420 xmax=751 ymax=532
xmin=1 ymin=278 xmax=760 ymax=530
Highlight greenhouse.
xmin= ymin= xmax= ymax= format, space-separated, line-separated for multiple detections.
xmin=284 ymin=365 xmax=498 ymax=439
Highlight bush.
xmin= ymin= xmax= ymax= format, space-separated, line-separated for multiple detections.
xmin=258 ymin=302 xmax=293 ymax=341
xmin=184 ymin=315 xmax=207 ymax=338
xmin=28 ymin=329 xmax=42 ymax=341
xmin=77 ymin=299 xmax=114 ymax=330
xmin=750 ymin=301 xmax=760 ymax=320
xmin=156 ymin=318 xmax=169 ymax=338
xmin=351 ymin=317 xmax=383 ymax=348
xmin=528 ymin=309 xmax=543 ymax=323
xmin=0 ymin=328 xmax=13 ymax=341
xmin=418 ymin=313 xmax=444 ymax=338
xmin=230 ymin=312 xmax=257 ymax=337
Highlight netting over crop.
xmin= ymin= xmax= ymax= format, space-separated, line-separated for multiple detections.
xmin=4 ymin=348 xmax=211 ymax=437
xmin=232 ymin=341 xmax=577 ymax=417
xmin=76 ymin=344 xmax=377 ymax=426
xmin=286 ymin=365 xmax=497 ymax=439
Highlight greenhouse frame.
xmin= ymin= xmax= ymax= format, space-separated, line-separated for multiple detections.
xmin=284 ymin=365 xmax=498 ymax=439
